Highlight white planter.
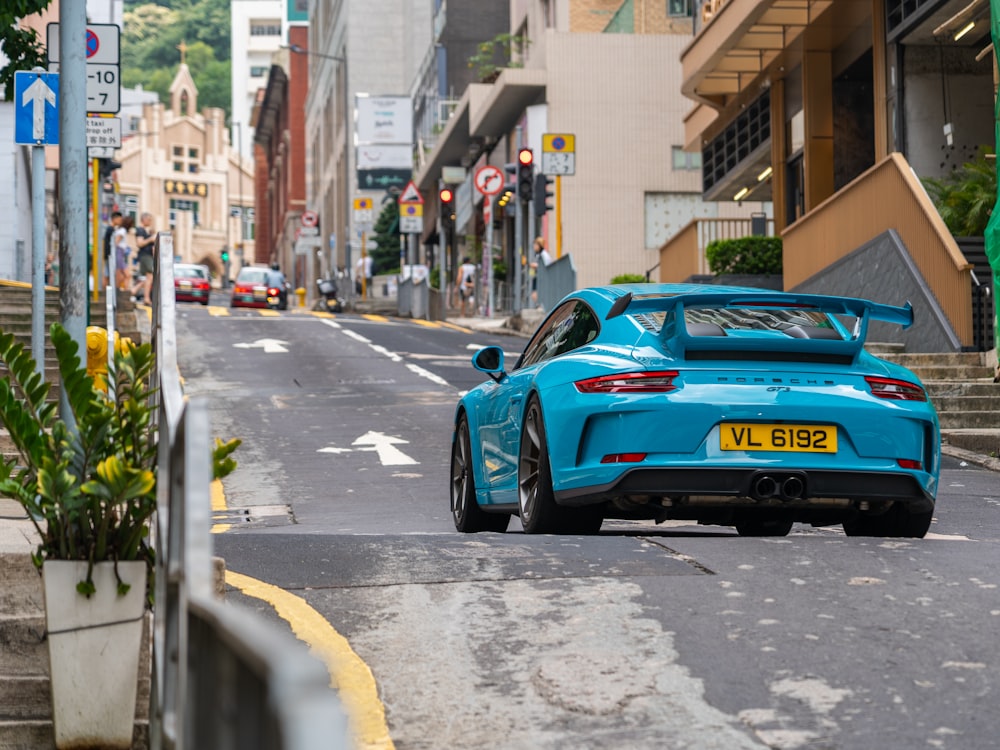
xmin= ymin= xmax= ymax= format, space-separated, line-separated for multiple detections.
xmin=43 ymin=560 xmax=147 ymax=750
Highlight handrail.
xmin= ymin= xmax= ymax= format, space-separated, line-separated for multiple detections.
xmin=657 ymin=217 xmax=775 ymax=282
xmin=148 ymin=233 xmax=347 ymax=749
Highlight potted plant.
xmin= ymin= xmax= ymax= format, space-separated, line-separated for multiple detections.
xmin=0 ymin=323 xmax=236 ymax=748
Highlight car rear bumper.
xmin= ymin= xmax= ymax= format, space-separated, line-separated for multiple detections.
xmin=555 ymin=466 xmax=935 ymax=513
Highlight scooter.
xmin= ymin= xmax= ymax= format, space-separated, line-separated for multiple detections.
xmin=316 ymin=278 xmax=343 ymax=313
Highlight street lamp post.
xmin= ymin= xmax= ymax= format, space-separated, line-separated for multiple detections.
xmin=284 ymin=43 xmax=351 ymax=297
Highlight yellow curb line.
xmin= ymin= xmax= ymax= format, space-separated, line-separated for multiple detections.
xmin=210 ymin=479 xmax=231 ymax=534
xmin=361 ymin=314 xmax=389 ymax=323
xmin=225 ymin=570 xmax=395 ymax=750
xmin=439 ymin=321 xmax=473 ymax=333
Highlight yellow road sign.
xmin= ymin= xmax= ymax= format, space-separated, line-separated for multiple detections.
xmin=542 ymin=133 xmax=575 ymax=153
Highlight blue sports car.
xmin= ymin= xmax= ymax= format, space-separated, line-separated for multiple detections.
xmin=450 ymin=284 xmax=940 ymax=538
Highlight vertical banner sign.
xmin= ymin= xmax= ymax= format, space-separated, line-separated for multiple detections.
xmin=988 ymin=2 xmax=1000 ymax=360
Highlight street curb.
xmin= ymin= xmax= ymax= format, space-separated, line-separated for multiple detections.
xmin=941 ymin=443 xmax=1000 ymax=473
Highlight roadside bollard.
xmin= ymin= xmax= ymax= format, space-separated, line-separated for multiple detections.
xmin=85 ymin=326 xmax=132 ymax=392
xmin=296 ymin=287 xmax=306 ymax=307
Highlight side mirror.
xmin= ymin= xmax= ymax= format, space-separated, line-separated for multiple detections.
xmin=473 ymin=346 xmax=506 ymax=383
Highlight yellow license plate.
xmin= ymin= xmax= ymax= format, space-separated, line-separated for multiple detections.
xmin=720 ymin=423 xmax=837 ymax=453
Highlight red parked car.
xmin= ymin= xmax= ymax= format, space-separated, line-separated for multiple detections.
xmin=230 ymin=266 xmax=289 ymax=310
xmin=173 ymin=263 xmax=211 ymax=305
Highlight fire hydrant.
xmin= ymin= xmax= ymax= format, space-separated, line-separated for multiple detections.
xmin=296 ymin=287 xmax=306 ymax=307
xmin=86 ymin=326 xmax=131 ymax=392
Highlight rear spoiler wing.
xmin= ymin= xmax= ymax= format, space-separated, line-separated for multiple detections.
xmin=606 ymin=291 xmax=913 ymax=360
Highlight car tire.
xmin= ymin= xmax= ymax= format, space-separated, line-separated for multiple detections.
xmin=843 ymin=502 xmax=932 ymax=538
xmin=451 ymin=414 xmax=509 ymax=533
xmin=735 ymin=517 xmax=793 ymax=537
xmin=518 ymin=397 xmax=566 ymax=534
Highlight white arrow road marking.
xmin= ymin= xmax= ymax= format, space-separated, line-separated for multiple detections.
xmin=353 ymin=431 xmax=418 ymax=466
xmin=233 ymin=338 xmax=289 ymax=353
xmin=318 ymin=432 xmax=419 ymax=466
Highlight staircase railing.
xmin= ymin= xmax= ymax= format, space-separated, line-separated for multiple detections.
xmin=149 ymin=232 xmax=347 ymax=749
xmin=657 ymin=216 xmax=775 ymax=282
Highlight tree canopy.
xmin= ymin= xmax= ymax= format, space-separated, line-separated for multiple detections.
xmin=0 ymin=1 xmax=52 ymax=99
xmin=122 ymin=0 xmax=231 ymax=118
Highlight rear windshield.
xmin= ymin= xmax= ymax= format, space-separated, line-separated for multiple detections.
xmin=175 ymin=265 xmax=207 ymax=279
xmin=237 ymin=269 xmax=269 ymax=284
xmin=633 ymin=307 xmax=844 ymax=338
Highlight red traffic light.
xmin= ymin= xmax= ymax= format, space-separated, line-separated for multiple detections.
xmin=518 ymin=148 xmax=533 ymax=166
xmin=439 ymin=187 xmax=454 ymax=203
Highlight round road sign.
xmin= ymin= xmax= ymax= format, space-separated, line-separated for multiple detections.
xmin=474 ymin=165 xmax=504 ymax=196
xmin=301 ymin=210 xmax=318 ymax=227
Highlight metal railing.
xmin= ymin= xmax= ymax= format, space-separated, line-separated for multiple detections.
xmin=148 ymin=232 xmax=348 ymax=749
xmin=657 ymin=216 xmax=776 ymax=281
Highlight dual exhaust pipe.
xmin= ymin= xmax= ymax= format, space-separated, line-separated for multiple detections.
xmin=750 ymin=473 xmax=806 ymax=502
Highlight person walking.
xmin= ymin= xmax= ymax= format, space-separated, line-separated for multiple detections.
xmin=456 ymin=256 xmax=478 ymax=317
xmin=131 ymin=212 xmax=157 ymax=305
xmin=355 ymin=254 xmax=373 ymax=297
xmin=103 ymin=211 xmax=122 ymax=287
xmin=530 ymin=237 xmax=553 ymax=307
xmin=114 ymin=215 xmax=135 ymax=291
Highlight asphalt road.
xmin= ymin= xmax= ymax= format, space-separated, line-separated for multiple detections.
xmin=176 ymin=301 xmax=1000 ymax=750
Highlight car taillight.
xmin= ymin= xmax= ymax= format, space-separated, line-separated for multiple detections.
xmin=864 ymin=376 xmax=927 ymax=401
xmin=897 ymin=458 xmax=923 ymax=470
xmin=575 ymin=371 xmax=678 ymax=393
xmin=601 ymin=453 xmax=648 ymax=463
xmin=268 ymin=287 xmax=280 ymax=296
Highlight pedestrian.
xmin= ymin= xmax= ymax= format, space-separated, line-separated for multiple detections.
xmin=114 ymin=215 xmax=135 ymax=291
xmin=456 ymin=256 xmax=477 ymax=317
xmin=530 ymin=237 xmax=553 ymax=307
xmin=355 ymin=254 xmax=373 ymax=297
xmin=103 ymin=211 xmax=122 ymax=287
xmin=131 ymin=212 xmax=157 ymax=305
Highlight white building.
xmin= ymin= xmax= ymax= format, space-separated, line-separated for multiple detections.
xmin=231 ymin=0 xmax=286 ymax=159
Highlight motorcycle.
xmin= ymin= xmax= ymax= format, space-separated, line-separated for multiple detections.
xmin=316 ymin=278 xmax=343 ymax=313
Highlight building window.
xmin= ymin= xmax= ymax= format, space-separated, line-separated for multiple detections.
xmin=250 ymin=22 xmax=281 ymax=36
xmin=250 ymin=66 xmax=268 ymax=77
xmin=172 ymin=146 xmax=183 ymax=157
xmin=173 ymin=162 xmax=183 ymax=172
xmin=672 ymin=146 xmax=701 ymax=170
xmin=668 ymin=0 xmax=691 ymax=16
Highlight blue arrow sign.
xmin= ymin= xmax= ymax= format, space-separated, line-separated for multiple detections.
xmin=14 ymin=71 xmax=59 ymax=146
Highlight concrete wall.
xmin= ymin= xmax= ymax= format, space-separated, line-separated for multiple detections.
xmin=790 ymin=230 xmax=962 ymax=353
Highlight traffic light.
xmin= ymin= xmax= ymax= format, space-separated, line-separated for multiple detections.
xmin=439 ymin=186 xmax=454 ymax=230
xmin=221 ymin=248 xmax=230 ymax=263
xmin=517 ymin=148 xmax=534 ymax=201
xmin=533 ymin=173 xmax=554 ymax=217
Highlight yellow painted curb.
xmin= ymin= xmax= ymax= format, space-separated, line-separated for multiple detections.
xmin=225 ymin=571 xmax=395 ymax=750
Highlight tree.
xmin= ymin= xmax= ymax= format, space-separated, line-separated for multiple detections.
xmin=0 ymin=1 xmax=53 ymax=99
xmin=121 ymin=0 xmax=231 ymax=117
xmin=371 ymin=200 xmax=401 ymax=275
xmin=923 ymin=147 xmax=997 ymax=237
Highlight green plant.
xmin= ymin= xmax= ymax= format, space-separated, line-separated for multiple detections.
xmin=706 ymin=236 xmax=783 ymax=275
xmin=467 ymin=33 xmax=529 ymax=82
xmin=493 ymin=261 xmax=508 ymax=282
xmin=923 ymin=146 xmax=996 ymax=237
xmin=611 ymin=274 xmax=647 ymax=284
xmin=0 ymin=324 xmax=239 ymax=597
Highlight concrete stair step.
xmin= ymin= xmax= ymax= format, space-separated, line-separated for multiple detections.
xmin=937 ymin=411 xmax=1000 ymax=429
xmin=881 ymin=352 xmax=987 ymax=367
xmin=930 ymin=395 xmax=1000 ymax=413
xmin=942 ymin=429 xmax=1000 ymax=457
xmin=0 ymin=615 xmax=48 ymax=676
xmin=905 ymin=365 xmax=995 ymax=381
xmin=0 ymin=548 xmax=43 ymax=618
xmin=926 ymin=381 xmax=1000 ymax=397
xmin=0 ymin=676 xmax=49 ymax=721
xmin=0 ymin=720 xmax=149 ymax=750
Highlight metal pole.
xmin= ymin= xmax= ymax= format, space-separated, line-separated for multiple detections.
xmin=555 ymin=175 xmax=563 ymax=258
xmin=989 ymin=1 xmax=1000 ymax=367
xmin=91 ymin=158 xmax=101 ymax=301
xmin=58 ymin=2 xmax=88 ymax=361
xmin=485 ymin=201 xmax=495 ymax=318
xmin=513 ymin=128 xmax=523 ymax=314
xmin=31 ymin=142 xmax=46 ymax=378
